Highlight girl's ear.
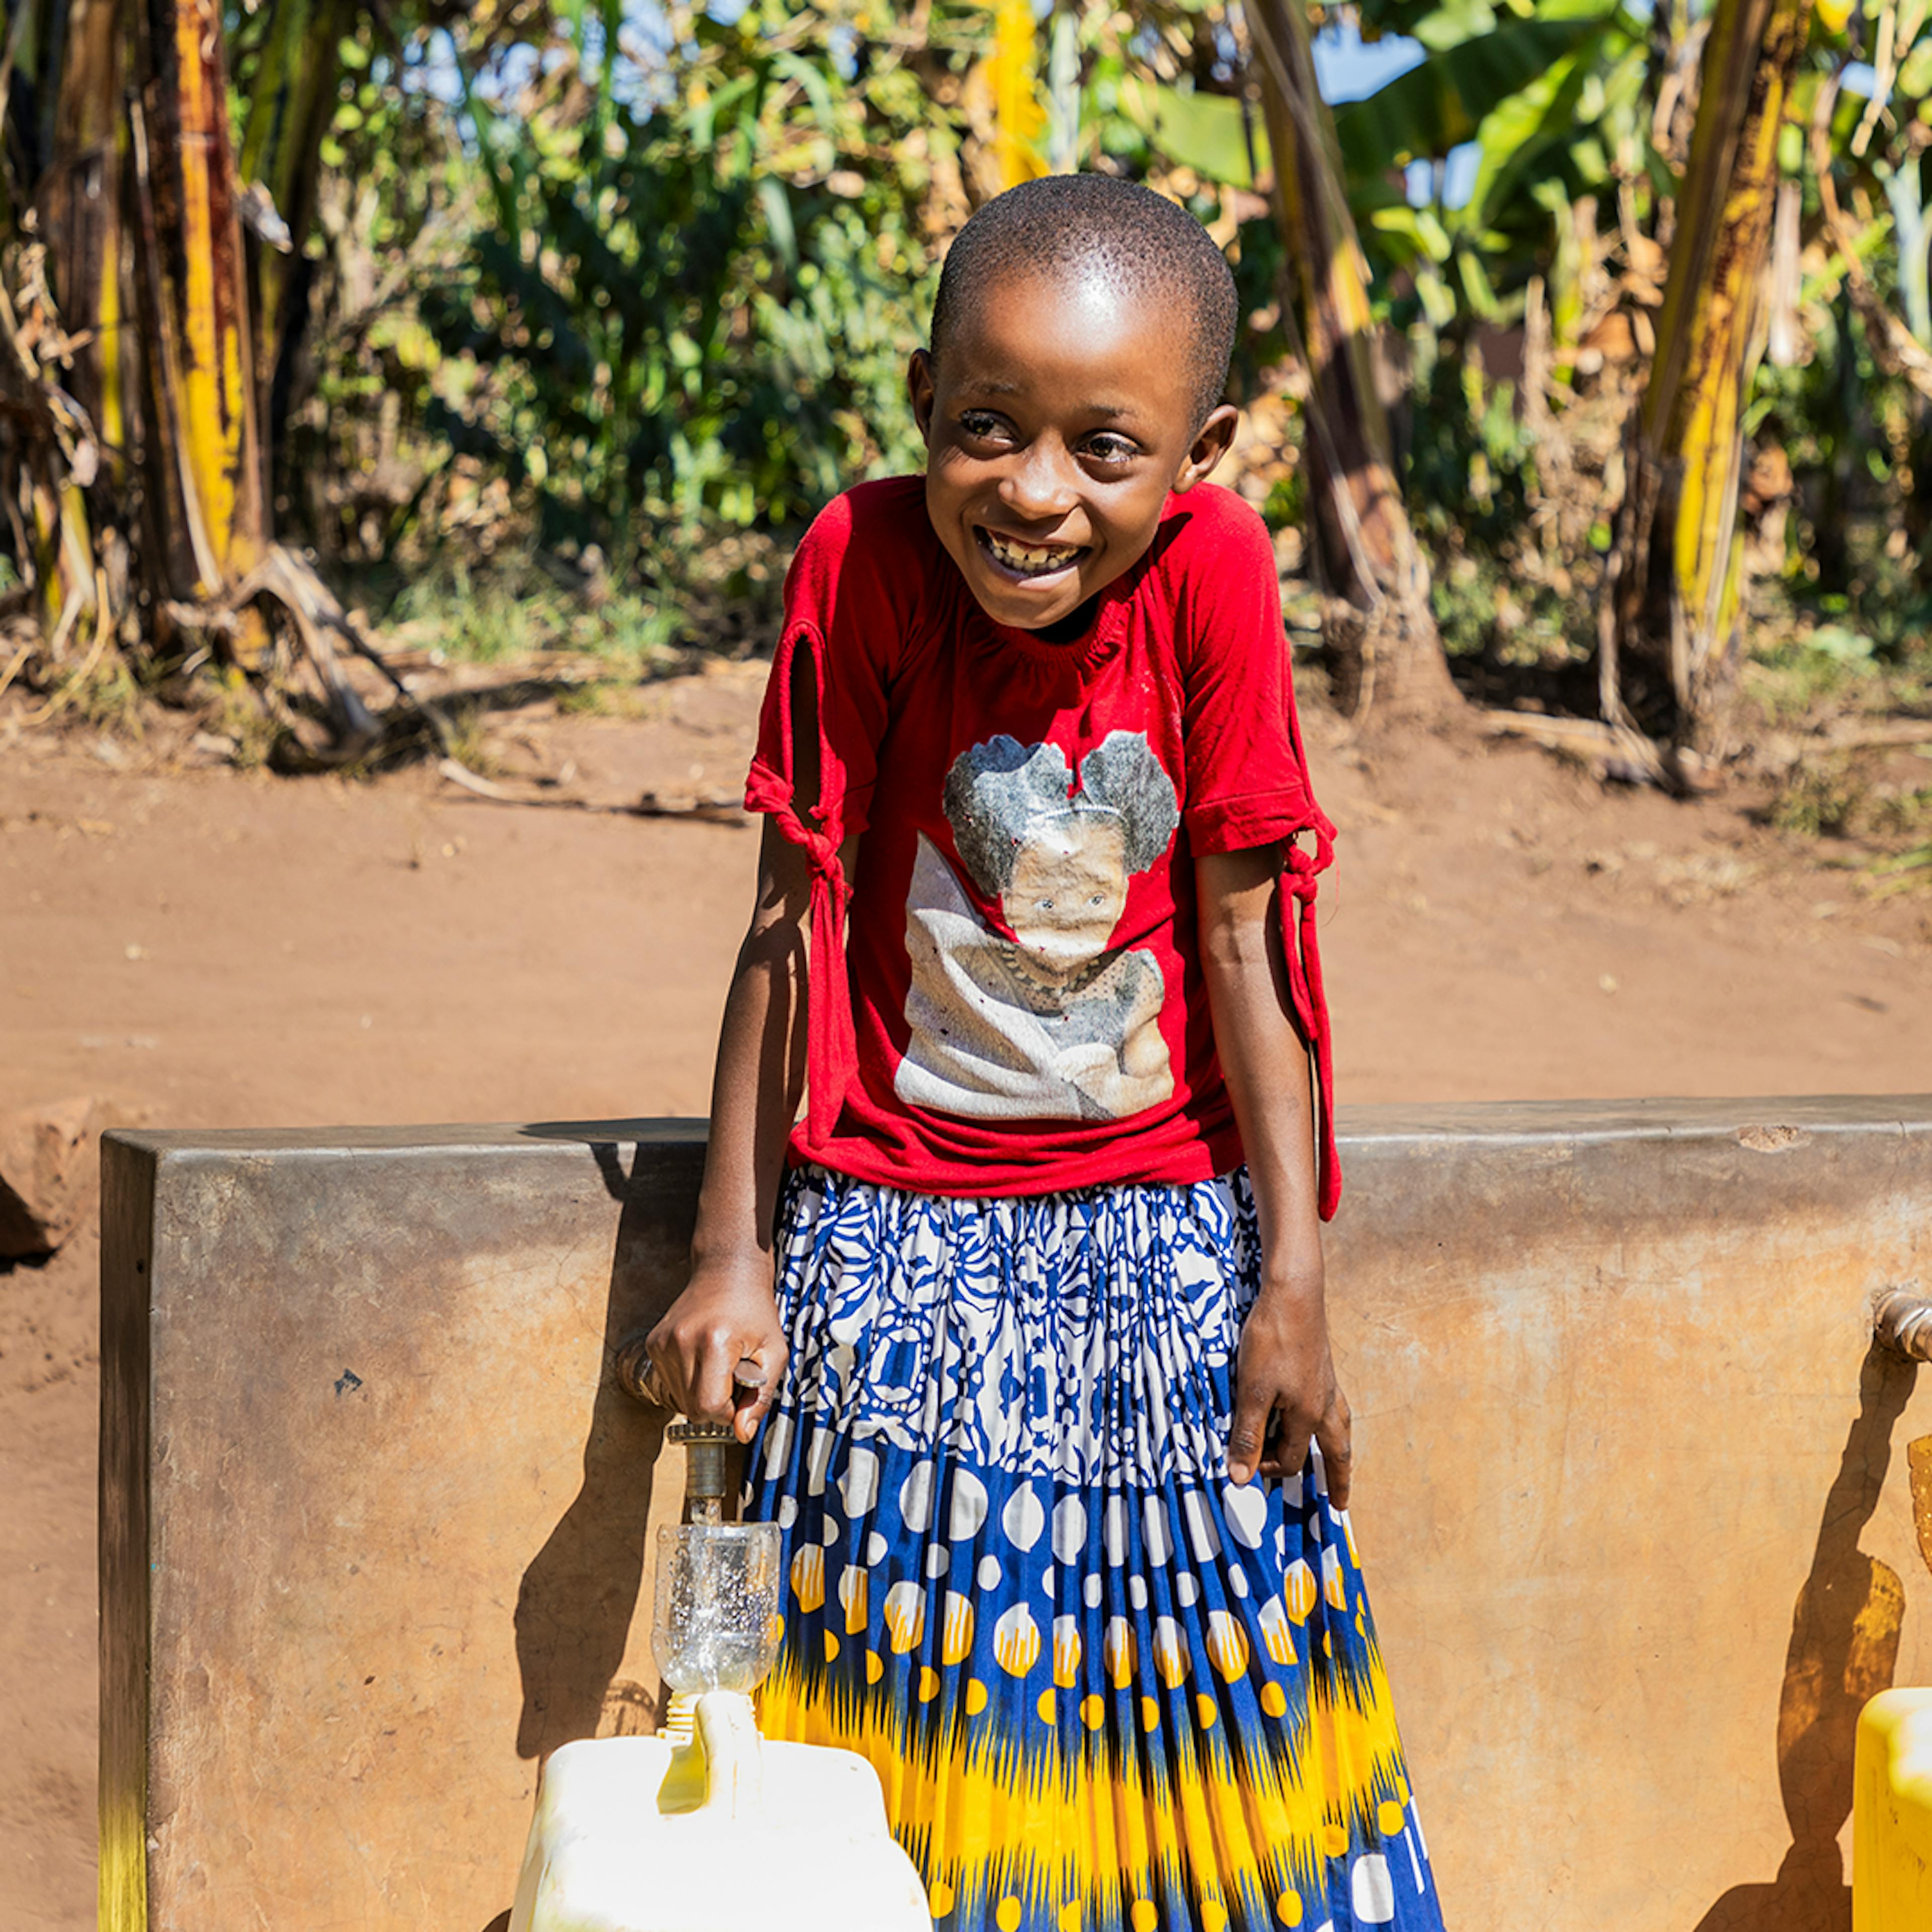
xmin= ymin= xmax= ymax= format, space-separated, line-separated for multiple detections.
xmin=1170 ymin=403 xmax=1240 ymax=493
xmin=908 ymin=349 xmax=937 ymax=442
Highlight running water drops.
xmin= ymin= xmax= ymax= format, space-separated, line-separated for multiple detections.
xmin=653 ymin=1521 xmax=782 ymax=1695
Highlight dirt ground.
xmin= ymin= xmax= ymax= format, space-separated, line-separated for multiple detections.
xmin=5 ymin=666 xmax=1932 ymax=1929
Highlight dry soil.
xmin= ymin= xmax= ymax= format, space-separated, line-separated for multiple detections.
xmin=5 ymin=668 xmax=1931 ymax=1929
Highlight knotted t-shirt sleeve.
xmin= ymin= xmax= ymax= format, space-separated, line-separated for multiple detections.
xmin=745 ymin=488 xmax=907 ymax=847
xmin=744 ymin=484 xmax=920 ymax=1149
xmin=1174 ymin=494 xmax=1342 ymax=1219
xmin=1177 ymin=501 xmax=1331 ymax=857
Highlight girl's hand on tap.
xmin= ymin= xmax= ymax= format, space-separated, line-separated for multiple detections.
xmin=646 ymin=1259 xmax=788 ymax=1443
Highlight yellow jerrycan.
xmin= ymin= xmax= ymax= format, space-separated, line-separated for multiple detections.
xmin=1854 ymin=1687 xmax=1932 ymax=1931
xmin=509 ymin=1417 xmax=930 ymax=1932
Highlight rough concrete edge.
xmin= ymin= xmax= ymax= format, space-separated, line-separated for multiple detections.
xmin=1335 ymin=1094 xmax=1932 ymax=1149
xmin=98 ymin=1133 xmax=154 ymax=1932
xmin=99 ymin=1118 xmax=711 ymax=1158
xmin=96 ymin=1099 xmax=1932 ymax=1163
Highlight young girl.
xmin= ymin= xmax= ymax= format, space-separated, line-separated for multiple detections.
xmin=647 ymin=174 xmax=1446 ymax=1932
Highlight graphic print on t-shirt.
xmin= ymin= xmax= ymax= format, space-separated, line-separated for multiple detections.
xmin=895 ymin=731 xmax=1179 ymax=1121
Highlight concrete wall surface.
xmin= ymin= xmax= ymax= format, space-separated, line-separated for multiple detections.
xmin=99 ymin=1099 xmax=1932 ymax=1932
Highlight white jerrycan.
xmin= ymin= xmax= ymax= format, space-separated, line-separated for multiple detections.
xmin=509 ymin=1414 xmax=930 ymax=1932
xmin=507 ymin=1688 xmax=931 ymax=1932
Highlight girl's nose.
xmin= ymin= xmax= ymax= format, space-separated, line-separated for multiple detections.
xmin=999 ymin=442 xmax=1078 ymax=523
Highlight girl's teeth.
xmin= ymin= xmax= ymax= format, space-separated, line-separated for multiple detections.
xmin=987 ymin=532 xmax=1079 ymax=574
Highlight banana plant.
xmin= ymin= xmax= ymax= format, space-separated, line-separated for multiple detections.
xmin=1599 ymin=0 xmax=1819 ymax=765
xmin=34 ymin=0 xmax=265 ymax=622
xmin=230 ymin=0 xmax=365 ymax=471
xmin=990 ymin=0 xmax=1049 ymax=189
xmin=1346 ymin=0 xmax=1652 ymax=353
xmin=1803 ymin=8 xmax=1932 ymax=403
xmin=1119 ymin=0 xmax=1652 ymax=348
xmin=19 ymin=0 xmax=383 ymax=739
xmin=1246 ymin=0 xmax=1461 ymax=721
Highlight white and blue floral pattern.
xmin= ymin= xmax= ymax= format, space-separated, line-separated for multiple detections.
xmin=762 ymin=1168 xmax=1260 ymax=1491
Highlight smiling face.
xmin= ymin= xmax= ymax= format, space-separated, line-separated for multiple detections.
xmin=909 ymin=268 xmax=1238 ymax=632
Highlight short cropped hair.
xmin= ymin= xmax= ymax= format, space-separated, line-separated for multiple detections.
xmin=929 ymin=174 xmax=1239 ymax=432
xmin=943 ymin=732 xmax=1180 ymax=898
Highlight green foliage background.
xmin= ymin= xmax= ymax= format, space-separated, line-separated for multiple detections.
xmin=222 ymin=0 xmax=1932 ymax=718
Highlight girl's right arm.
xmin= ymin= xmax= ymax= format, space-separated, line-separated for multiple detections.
xmin=645 ymin=818 xmax=817 ymax=1442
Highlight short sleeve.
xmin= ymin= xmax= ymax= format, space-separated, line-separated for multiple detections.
xmin=745 ymin=483 xmax=922 ymax=847
xmin=1175 ymin=497 xmax=1329 ymax=858
xmin=742 ymin=481 xmax=929 ymax=1150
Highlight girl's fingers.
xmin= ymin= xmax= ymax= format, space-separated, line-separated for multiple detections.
xmin=642 ymin=1323 xmax=690 ymax=1415
xmin=1255 ymin=1409 xmax=1309 ymax=1482
xmin=732 ymin=1338 xmax=788 ymax=1443
xmin=1227 ymin=1379 xmax=1277 ymax=1486
xmin=690 ymin=1329 xmax=741 ymax=1422
xmin=1317 ymin=1408 xmax=1353 ymax=1511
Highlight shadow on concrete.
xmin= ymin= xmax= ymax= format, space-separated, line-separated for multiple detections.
xmin=1691 ymin=1341 xmax=1917 ymax=1932
xmin=512 ymin=1137 xmax=695 ymax=1762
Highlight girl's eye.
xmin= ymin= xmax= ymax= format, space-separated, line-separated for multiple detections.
xmin=1084 ymin=434 xmax=1139 ymax=464
xmin=958 ymin=411 xmax=1009 ymax=442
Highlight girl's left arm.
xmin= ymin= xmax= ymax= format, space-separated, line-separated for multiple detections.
xmin=1196 ymin=846 xmax=1351 ymax=1504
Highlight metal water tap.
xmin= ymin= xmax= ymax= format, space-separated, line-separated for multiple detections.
xmin=1876 ymin=1286 xmax=1932 ymax=1361
xmin=667 ymin=1417 xmax=735 ymax=1525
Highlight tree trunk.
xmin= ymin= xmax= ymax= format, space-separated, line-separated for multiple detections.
xmin=1598 ymin=0 xmax=1814 ymax=764
xmin=1245 ymin=0 xmax=1459 ymax=727
xmin=11 ymin=0 xmax=125 ymax=651
xmin=238 ymin=0 xmax=356 ymax=492
xmin=115 ymin=0 xmax=270 ymax=665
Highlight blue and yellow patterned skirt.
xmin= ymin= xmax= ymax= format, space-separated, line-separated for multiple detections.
xmin=747 ymin=1166 xmax=1446 ymax=1932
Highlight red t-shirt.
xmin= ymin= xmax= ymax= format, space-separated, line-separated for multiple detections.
xmin=745 ymin=475 xmax=1339 ymax=1216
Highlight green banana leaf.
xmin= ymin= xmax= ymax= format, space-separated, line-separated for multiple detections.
xmin=1332 ymin=12 xmax=1614 ymax=175
xmin=1114 ymin=74 xmax=1263 ymax=189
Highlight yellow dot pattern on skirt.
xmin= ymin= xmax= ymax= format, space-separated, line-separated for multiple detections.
xmin=919 ymin=1666 xmax=942 ymax=1703
xmin=1057 ymin=1902 xmax=1082 ymax=1931
xmin=1260 ymin=1680 xmax=1287 ymax=1718
xmin=1081 ymin=1694 xmax=1106 ymax=1731
xmin=1195 ymin=1692 xmax=1219 ymax=1730
xmin=1201 ymin=1900 xmax=1229 ymax=1931
xmin=1323 ymin=1821 xmax=1349 ymax=1858
xmin=1140 ymin=1696 xmax=1160 ymax=1732
xmin=864 ymin=1649 xmax=883 ymax=1684
xmin=1036 ymin=1687 xmax=1057 ymax=1724
xmin=1275 ymin=1891 xmax=1305 ymax=1925
xmin=823 ymin=1630 xmax=840 ymax=1663
xmin=928 ymin=1881 xmax=954 ymax=1918
xmin=1130 ymin=1903 xmax=1160 ymax=1932
xmin=964 ymin=1677 xmax=990 ymax=1716
xmin=1379 ymin=1799 xmax=1406 ymax=1836
xmin=997 ymin=1898 xmax=1023 ymax=1932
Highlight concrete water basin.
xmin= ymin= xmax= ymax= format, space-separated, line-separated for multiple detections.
xmin=99 ymin=1098 xmax=1932 ymax=1930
